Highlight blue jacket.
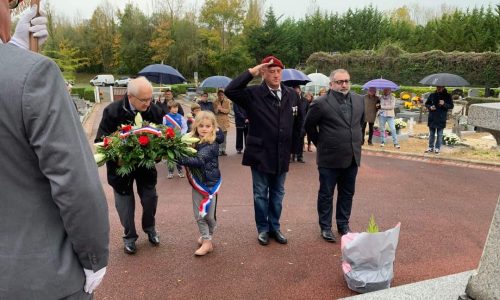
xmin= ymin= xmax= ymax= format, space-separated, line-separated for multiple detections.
xmin=179 ymin=129 xmax=224 ymax=188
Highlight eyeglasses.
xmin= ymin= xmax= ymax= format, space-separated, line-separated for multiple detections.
xmin=9 ymin=0 xmax=20 ymax=9
xmin=131 ymin=94 xmax=152 ymax=104
xmin=333 ymin=79 xmax=351 ymax=85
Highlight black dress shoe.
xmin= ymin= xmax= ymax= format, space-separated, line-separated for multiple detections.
xmin=147 ymin=231 xmax=160 ymax=246
xmin=124 ymin=242 xmax=136 ymax=254
xmin=321 ymin=230 xmax=336 ymax=243
xmin=337 ymin=226 xmax=352 ymax=236
xmin=296 ymin=157 xmax=305 ymax=163
xmin=258 ymin=232 xmax=269 ymax=245
xmin=270 ymin=230 xmax=288 ymax=244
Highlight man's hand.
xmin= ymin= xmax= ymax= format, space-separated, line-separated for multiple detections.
xmin=248 ymin=60 xmax=274 ymax=77
xmin=9 ymin=5 xmax=48 ymax=50
xmin=83 ymin=267 xmax=107 ymax=294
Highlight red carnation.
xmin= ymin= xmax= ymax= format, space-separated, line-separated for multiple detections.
xmin=138 ymin=135 xmax=150 ymax=146
xmin=166 ymin=127 xmax=175 ymax=139
xmin=103 ymin=137 xmax=111 ymax=148
xmin=122 ymin=124 xmax=132 ymax=132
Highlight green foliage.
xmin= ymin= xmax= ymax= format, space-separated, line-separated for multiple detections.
xmin=84 ymin=88 xmax=96 ymax=102
xmin=71 ymin=87 xmax=85 ymax=99
xmin=367 ymin=215 xmax=379 ymax=233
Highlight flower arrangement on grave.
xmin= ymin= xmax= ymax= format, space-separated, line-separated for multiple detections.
xmin=404 ymin=101 xmax=414 ymax=109
xmin=400 ymin=92 xmax=411 ymax=100
xmin=443 ymin=132 xmax=460 ymax=146
xmin=394 ymin=118 xmax=407 ymax=130
xmin=94 ymin=113 xmax=199 ymax=176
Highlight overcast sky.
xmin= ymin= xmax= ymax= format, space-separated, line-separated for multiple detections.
xmin=43 ymin=0 xmax=496 ymax=21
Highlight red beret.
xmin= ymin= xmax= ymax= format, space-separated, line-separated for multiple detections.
xmin=261 ymin=55 xmax=284 ymax=69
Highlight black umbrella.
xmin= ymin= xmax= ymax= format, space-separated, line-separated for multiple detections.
xmin=419 ymin=73 xmax=470 ymax=87
xmin=138 ymin=64 xmax=186 ymax=84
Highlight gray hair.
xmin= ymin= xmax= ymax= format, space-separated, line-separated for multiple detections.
xmin=329 ymin=69 xmax=349 ymax=81
xmin=127 ymin=76 xmax=153 ymax=96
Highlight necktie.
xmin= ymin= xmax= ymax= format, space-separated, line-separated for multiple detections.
xmin=271 ymin=90 xmax=281 ymax=107
xmin=272 ymin=90 xmax=281 ymax=100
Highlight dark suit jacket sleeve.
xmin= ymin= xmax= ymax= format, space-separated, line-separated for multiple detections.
xmin=304 ymin=100 xmax=321 ymax=145
xmin=224 ymin=70 xmax=254 ymax=111
xmin=95 ymin=106 xmax=117 ymax=142
xmin=23 ymin=58 xmax=110 ymax=271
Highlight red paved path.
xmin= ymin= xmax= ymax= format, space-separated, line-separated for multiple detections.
xmin=86 ymin=103 xmax=500 ymax=300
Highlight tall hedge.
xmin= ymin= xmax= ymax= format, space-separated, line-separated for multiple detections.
xmin=305 ymin=46 xmax=500 ymax=87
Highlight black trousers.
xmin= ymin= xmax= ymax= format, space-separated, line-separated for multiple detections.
xmin=114 ymin=180 xmax=158 ymax=243
xmin=236 ymin=126 xmax=248 ymax=151
xmin=362 ymin=122 xmax=374 ymax=143
xmin=317 ymin=159 xmax=358 ymax=231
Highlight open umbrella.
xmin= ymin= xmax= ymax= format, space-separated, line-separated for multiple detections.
xmin=281 ymin=69 xmax=311 ymax=87
xmin=419 ymin=73 xmax=470 ymax=87
xmin=305 ymin=73 xmax=330 ymax=94
xmin=200 ymin=76 xmax=232 ymax=89
xmin=362 ymin=78 xmax=400 ymax=90
xmin=138 ymin=64 xmax=186 ymax=84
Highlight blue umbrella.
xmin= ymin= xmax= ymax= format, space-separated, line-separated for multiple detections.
xmin=138 ymin=64 xmax=186 ymax=84
xmin=281 ymin=69 xmax=311 ymax=87
xmin=200 ymin=76 xmax=232 ymax=89
xmin=362 ymin=78 xmax=400 ymax=90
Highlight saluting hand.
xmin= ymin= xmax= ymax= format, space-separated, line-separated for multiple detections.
xmin=248 ymin=60 xmax=275 ymax=77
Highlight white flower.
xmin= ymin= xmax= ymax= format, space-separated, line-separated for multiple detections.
xmin=443 ymin=132 xmax=460 ymax=145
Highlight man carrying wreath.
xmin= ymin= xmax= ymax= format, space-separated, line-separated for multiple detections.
xmin=95 ymin=76 xmax=164 ymax=255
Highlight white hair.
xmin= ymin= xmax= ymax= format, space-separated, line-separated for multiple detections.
xmin=329 ymin=69 xmax=349 ymax=81
xmin=127 ymin=76 xmax=153 ymax=96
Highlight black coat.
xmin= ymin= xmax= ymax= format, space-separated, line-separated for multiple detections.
xmin=304 ymin=90 xmax=364 ymax=169
xmin=233 ymin=103 xmax=248 ymax=128
xmin=291 ymin=95 xmax=308 ymax=154
xmin=95 ymin=95 xmax=164 ymax=194
xmin=425 ymin=89 xmax=453 ymax=129
xmin=178 ymin=130 xmax=224 ymax=188
xmin=225 ymin=70 xmax=303 ymax=174
xmin=157 ymin=101 xmax=184 ymax=116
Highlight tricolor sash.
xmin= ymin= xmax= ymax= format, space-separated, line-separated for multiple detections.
xmin=120 ymin=126 xmax=162 ymax=138
xmin=185 ymin=167 xmax=222 ymax=217
xmin=163 ymin=114 xmax=181 ymax=130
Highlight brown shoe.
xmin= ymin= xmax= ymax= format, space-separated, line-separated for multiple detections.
xmin=194 ymin=239 xmax=213 ymax=256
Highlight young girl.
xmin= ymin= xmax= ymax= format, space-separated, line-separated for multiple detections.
xmin=178 ymin=111 xmax=224 ymax=256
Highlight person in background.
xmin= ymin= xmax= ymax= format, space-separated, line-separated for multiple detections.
xmin=318 ymin=87 xmax=327 ymax=97
xmin=233 ymin=102 xmax=249 ymax=154
xmin=163 ymin=100 xmax=188 ymax=178
xmin=187 ymin=103 xmax=201 ymax=132
xmin=95 ymin=77 xmax=163 ymax=255
xmin=213 ymin=89 xmax=231 ymax=156
xmin=362 ymin=87 xmax=380 ymax=146
xmin=304 ymin=69 xmax=364 ymax=243
xmin=158 ymin=89 xmax=184 ymax=116
xmin=291 ymin=85 xmax=307 ymax=163
xmin=225 ymin=55 xmax=303 ymax=246
xmin=1 ymin=1 xmax=109 ymax=298
xmin=424 ymin=86 xmax=453 ymax=154
xmin=198 ymin=91 xmax=215 ymax=113
xmin=304 ymin=91 xmax=314 ymax=152
xmin=378 ymin=88 xmax=400 ymax=149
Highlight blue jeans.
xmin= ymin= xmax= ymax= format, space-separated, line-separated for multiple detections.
xmin=379 ymin=115 xmax=398 ymax=145
xmin=317 ymin=160 xmax=358 ymax=230
xmin=251 ymin=168 xmax=287 ymax=233
xmin=428 ymin=127 xmax=444 ymax=150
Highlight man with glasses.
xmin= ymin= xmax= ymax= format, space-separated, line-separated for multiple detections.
xmin=1 ymin=0 xmax=109 ymax=298
xmin=96 ymin=76 xmax=164 ymax=255
xmin=304 ymin=69 xmax=364 ymax=243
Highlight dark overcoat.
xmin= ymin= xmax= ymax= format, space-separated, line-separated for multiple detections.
xmin=425 ymin=89 xmax=454 ymax=129
xmin=225 ymin=71 xmax=303 ymax=174
xmin=95 ymin=95 xmax=164 ymax=194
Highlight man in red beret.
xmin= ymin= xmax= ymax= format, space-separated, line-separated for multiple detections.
xmin=225 ymin=56 xmax=303 ymax=246
xmin=1 ymin=0 xmax=109 ymax=298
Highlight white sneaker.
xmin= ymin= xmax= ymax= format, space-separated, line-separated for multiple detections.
xmin=380 ymin=143 xmax=385 ymax=147
xmin=167 ymin=173 xmax=174 ymax=179
xmin=394 ymin=144 xmax=400 ymax=149
xmin=178 ymin=172 xmax=185 ymax=178
xmin=434 ymin=149 xmax=440 ymax=154
xmin=424 ymin=148 xmax=433 ymax=153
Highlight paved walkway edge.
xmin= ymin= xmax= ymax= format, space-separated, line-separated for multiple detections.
xmin=340 ymin=270 xmax=474 ymax=300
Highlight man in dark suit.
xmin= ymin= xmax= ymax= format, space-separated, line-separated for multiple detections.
xmin=304 ymin=69 xmax=364 ymax=243
xmin=233 ymin=102 xmax=249 ymax=154
xmin=95 ymin=77 xmax=164 ymax=255
xmin=1 ymin=1 xmax=109 ymax=298
xmin=225 ymin=55 xmax=303 ymax=246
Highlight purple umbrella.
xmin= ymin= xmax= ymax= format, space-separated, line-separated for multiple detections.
xmin=362 ymin=78 xmax=400 ymax=91
xmin=281 ymin=69 xmax=311 ymax=87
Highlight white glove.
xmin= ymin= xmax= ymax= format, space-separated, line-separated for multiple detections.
xmin=83 ymin=267 xmax=107 ymax=294
xmin=9 ymin=5 xmax=48 ymax=50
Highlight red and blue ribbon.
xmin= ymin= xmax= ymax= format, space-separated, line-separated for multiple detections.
xmin=185 ymin=167 xmax=222 ymax=217
xmin=119 ymin=126 xmax=162 ymax=138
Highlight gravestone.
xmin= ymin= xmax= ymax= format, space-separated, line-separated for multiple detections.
xmin=467 ymin=103 xmax=500 ymax=146
xmin=460 ymin=196 xmax=500 ymax=300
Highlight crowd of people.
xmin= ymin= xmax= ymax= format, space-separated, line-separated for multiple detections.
xmin=1 ymin=1 xmax=456 ymax=297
